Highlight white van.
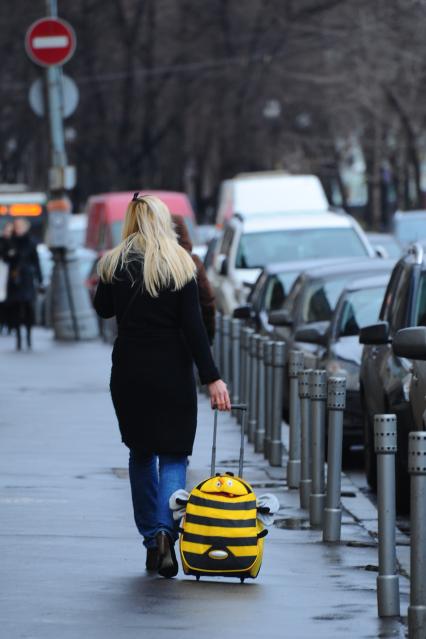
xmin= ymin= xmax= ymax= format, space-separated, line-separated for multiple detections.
xmin=216 ymin=172 xmax=329 ymax=227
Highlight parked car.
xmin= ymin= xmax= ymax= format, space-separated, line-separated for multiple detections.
xmin=263 ymin=259 xmax=394 ymax=415
xmin=216 ymin=171 xmax=329 ymax=227
xmin=233 ymin=258 xmax=346 ymax=333
xmin=209 ymin=211 xmax=376 ymax=315
xmin=359 ymin=243 xmax=426 ymax=511
xmin=393 ymin=210 xmax=426 ymax=248
xmin=268 ymin=259 xmax=395 ymax=368
xmin=366 ymin=232 xmax=402 ymax=259
xmin=294 ymin=274 xmax=390 ymax=453
xmin=393 ymin=325 xmax=426 ymax=437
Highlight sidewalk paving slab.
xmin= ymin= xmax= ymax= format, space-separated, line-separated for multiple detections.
xmin=0 ymin=330 xmax=409 ymax=639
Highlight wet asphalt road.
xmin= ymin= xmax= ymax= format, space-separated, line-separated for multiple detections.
xmin=0 ymin=329 xmax=410 ymax=639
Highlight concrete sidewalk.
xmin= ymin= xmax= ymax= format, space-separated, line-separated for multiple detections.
xmin=0 ymin=330 xmax=408 ymax=638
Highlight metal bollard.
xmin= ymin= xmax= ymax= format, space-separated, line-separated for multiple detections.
xmin=214 ymin=312 xmax=222 ymax=372
xmin=408 ymin=431 xmax=426 ymax=637
xmin=269 ymin=341 xmax=286 ymax=466
xmin=255 ymin=337 xmax=268 ymax=453
xmin=248 ymin=335 xmax=260 ymax=443
xmin=309 ymin=370 xmax=327 ymax=527
xmin=231 ymin=319 xmax=242 ymax=408
xmin=374 ymin=415 xmax=400 ymax=617
xmin=221 ymin=315 xmax=231 ymax=387
xmin=243 ymin=327 xmax=254 ymax=433
xmin=323 ymin=377 xmax=346 ymax=543
xmin=264 ymin=341 xmax=274 ymax=459
xmin=299 ymin=369 xmax=313 ymax=509
xmin=287 ymin=351 xmax=304 ymax=488
xmin=238 ymin=328 xmax=249 ymax=424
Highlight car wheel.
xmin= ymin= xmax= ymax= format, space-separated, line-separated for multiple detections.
xmin=363 ymin=405 xmax=377 ymax=490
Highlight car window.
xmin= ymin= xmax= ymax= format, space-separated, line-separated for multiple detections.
xmin=263 ymin=272 xmax=299 ymax=311
xmin=415 ymin=272 xmax=426 ymax=326
xmin=235 ymin=227 xmax=368 ymax=269
xmin=302 ymin=275 xmax=351 ymax=323
xmin=282 ymin=275 xmax=305 ymax=315
xmin=251 ymin=272 xmax=268 ymax=313
xmin=338 ymin=286 xmax=386 ymax=337
xmin=219 ymin=227 xmax=235 ymax=256
xmin=386 ymin=266 xmax=412 ymax=332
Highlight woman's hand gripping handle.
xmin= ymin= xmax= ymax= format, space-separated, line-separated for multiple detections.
xmin=208 ymin=379 xmax=231 ymax=411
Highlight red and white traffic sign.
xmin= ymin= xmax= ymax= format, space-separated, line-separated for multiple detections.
xmin=25 ymin=17 xmax=76 ymax=67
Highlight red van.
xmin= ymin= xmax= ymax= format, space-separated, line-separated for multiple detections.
xmin=85 ymin=190 xmax=197 ymax=252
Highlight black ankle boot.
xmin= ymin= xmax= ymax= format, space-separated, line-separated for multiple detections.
xmin=156 ymin=531 xmax=178 ymax=578
xmin=146 ymin=547 xmax=159 ymax=572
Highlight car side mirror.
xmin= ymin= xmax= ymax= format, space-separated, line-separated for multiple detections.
xmin=233 ymin=304 xmax=252 ymax=320
xmin=359 ymin=321 xmax=390 ymax=345
xmin=393 ymin=327 xmax=426 ymax=360
xmin=295 ymin=321 xmax=330 ymax=346
xmin=268 ymin=309 xmax=293 ymax=327
xmin=374 ymin=245 xmax=388 ymax=259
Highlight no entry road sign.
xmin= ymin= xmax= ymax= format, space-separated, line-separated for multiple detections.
xmin=26 ymin=17 xmax=76 ymax=67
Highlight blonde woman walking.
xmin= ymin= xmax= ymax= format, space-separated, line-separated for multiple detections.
xmin=94 ymin=193 xmax=230 ymax=578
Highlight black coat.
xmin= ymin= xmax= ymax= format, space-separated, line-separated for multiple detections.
xmin=5 ymin=234 xmax=42 ymax=304
xmin=94 ymin=264 xmax=220 ymax=456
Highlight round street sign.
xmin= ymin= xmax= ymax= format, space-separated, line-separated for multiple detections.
xmin=26 ymin=17 xmax=76 ymax=67
xmin=29 ymin=75 xmax=79 ymax=119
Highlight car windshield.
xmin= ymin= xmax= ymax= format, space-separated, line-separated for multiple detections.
xmin=337 ymin=286 xmax=386 ymax=337
xmin=302 ymin=275 xmax=355 ymax=323
xmin=235 ymin=227 xmax=367 ymax=268
xmin=395 ymin=216 xmax=426 ymax=245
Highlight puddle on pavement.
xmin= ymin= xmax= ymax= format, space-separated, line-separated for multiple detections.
xmin=274 ymin=517 xmax=310 ymax=530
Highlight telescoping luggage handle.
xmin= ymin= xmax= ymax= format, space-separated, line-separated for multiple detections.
xmin=211 ymin=404 xmax=248 ymax=478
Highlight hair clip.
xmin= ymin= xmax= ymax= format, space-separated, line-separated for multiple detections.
xmin=132 ymin=192 xmax=140 ymax=201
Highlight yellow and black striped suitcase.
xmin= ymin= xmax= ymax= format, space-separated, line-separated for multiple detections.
xmin=179 ymin=405 xmax=267 ymax=582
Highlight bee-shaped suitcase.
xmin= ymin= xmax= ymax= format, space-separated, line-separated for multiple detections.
xmin=179 ymin=405 xmax=267 ymax=582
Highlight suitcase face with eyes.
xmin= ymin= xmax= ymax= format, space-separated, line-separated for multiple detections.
xmin=179 ymin=406 xmax=265 ymax=581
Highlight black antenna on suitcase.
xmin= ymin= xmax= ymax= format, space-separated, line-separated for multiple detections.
xmin=211 ymin=404 xmax=248 ymax=477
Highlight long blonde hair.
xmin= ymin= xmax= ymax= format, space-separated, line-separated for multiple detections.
xmin=98 ymin=194 xmax=196 ymax=297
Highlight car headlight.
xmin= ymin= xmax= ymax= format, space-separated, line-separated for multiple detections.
xmin=326 ymin=359 xmax=360 ymax=392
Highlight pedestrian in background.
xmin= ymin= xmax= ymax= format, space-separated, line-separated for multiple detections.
xmin=4 ymin=218 xmax=42 ymax=351
xmin=172 ymin=215 xmax=215 ymax=344
xmin=0 ymin=222 xmax=13 ymax=334
xmin=94 ymin=193 xmax=230 ymax=579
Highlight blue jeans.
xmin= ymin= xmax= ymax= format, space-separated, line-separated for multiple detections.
xmin=128 ymin=450 xmax=187 ymax=548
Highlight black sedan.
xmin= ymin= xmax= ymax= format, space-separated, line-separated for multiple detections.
xmin=295 ymin=273 xmax=390 ymax=452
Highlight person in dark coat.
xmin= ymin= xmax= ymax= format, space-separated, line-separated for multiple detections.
xmin=172 ymin=215 xmax=216 ymax=344
xmin=93 ymin=193 xmax=230 ymax=579
xmin=0 ymin=222 xmax=13 ymax=333
xmin=4 ymin=218 xmax=42 ymax=350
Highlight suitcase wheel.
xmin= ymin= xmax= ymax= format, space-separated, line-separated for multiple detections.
xmin=196 ymin=575 xmax=201 ymax=581
xmin=240 ymin=577 xmax=245 ymax=584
